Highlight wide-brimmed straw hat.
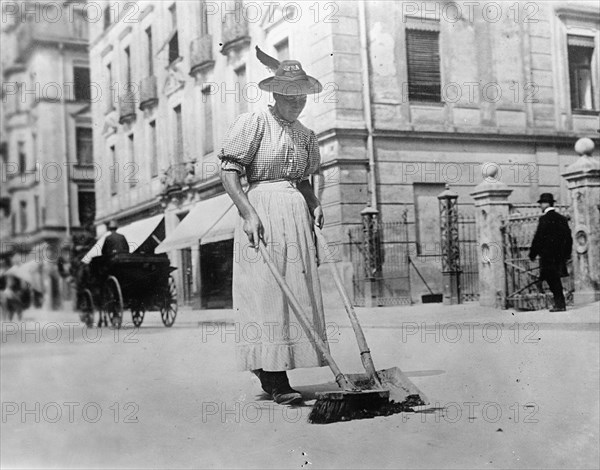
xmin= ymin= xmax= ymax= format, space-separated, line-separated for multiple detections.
xmin=256 ymin=46 xmax=322 ymax=96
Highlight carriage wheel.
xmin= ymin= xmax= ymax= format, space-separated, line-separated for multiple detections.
xmin=104 ymin=276 xmax=123 ymax=329
xmin=131 ymin=307 xmax=145 ymax=328
xmin=78 ymin=289 xmax=95 ymax=328
xmin=160 ymin=275 xmax=178 ymax=327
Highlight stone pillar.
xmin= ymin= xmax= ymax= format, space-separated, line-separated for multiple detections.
xmin=561 ymin=138 xmax=600 ymax=304
xmin=438 ymin=185 xmax=461 ymax=305
xmin=470 ymin=166 xmax=513 ymax=307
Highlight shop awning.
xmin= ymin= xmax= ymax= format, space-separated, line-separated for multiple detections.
xmin=5 ymin=260 xmax=44 ymax=292
xmin=81 ymin=214 xmax=164 ymax=264
xmin=155 ymin=194 xmax=238 ymax=254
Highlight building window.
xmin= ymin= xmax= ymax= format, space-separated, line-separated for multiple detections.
xmin=16 ymin=83 xmax=23 ymax=112
xmin=235 ymin=65 xmax=247 ymax=114
xmin=168 ymin=4 xmax=179 ymax=64
xmin=413 ymin=182 xmax=445 ymax=256
xmin=34 ymin=195 xmax=39 ymax=229
xmin=128 ymin=134 xmax=136 ymax=187
xmin=110 ymin=145 xmax=117 ymax=195
xmin=106 ymin=62 xmax=114 ymax=111
xmin=124 ymin=46 xmax=132 ymax=90
xmin=202 ymin=86 xmax=214 ymax=155
xmin=103 ymin=5 xmax=111 ymax=30
xmin=74 ymin=67 xmax=91 ymax=101
xmin=568 ymin=35 xmax=596 ymax=111
xmin=76 ymin=128 xmax=93 ymax=165
xmin=200 ymin=0 xmax=209 ymax=35
xmin=18 ymin=141 xmax=26 ymax=174
xmin=78 ymin=190 xmax=96 ymax=227
xmin=149 ymin=120 xmax=158 ymax=177
xmin=275 ymin=38 xmax=289 ymax=61
xmin=19 ymin=200 xmax=27 ymax=233
xmin=169 ymin=33 xmax=179 ymax=64
xmin=146 ymin=27 xmax=154 ymax=76
xmin=406 ymin=28 xmax=441 ymax=102
xmin=174 ymin=105 xmax=183 ymax=163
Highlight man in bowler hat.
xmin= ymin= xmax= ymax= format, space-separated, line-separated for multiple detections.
xmin=529 ymin=193 xmax=573 ymax=311
xmin=101 ymin=220 xmax=129 ymax=256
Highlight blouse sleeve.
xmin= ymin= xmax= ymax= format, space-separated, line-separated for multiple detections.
xmin=218 ymin=112 xmax=265 ymax=174
xmin=302 ymin=130 xmax=322 ymax=181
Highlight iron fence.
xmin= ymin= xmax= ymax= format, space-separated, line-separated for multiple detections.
xmin=348 ymin=219 xmax=411 ymax=307
xmin=501 ymin=206 xmax=574 ymax=310
xmin=458 ymin=214 xmax=479 ymax=302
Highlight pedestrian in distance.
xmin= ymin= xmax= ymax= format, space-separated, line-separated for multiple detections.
xmin=219 ymin=47 xmax=328 ymax=405
xmin=529 ymin=193 xmax=573 ymax=312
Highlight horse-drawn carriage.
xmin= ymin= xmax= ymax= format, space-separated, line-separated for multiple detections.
xmin=76 ymin=252 xmax=177 ymax=328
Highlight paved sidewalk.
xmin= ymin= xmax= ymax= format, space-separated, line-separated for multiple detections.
xmin=14 ymin=300 xmax=599 ymax=330
xmin=183 ymin=300 xmax=600 ymax=328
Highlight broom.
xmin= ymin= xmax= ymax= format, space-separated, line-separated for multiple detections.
xmin=258 ymin=242 xmax=391 ymax=424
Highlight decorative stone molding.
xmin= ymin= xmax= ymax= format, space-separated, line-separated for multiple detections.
xmin=163 ymin=58 xmax=187 ymax=96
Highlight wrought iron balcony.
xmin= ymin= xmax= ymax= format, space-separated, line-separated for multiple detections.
xmin=118 ymin=91 xmax=137 ymax=124
xmin=139 ymin=76 xmax=158 ymax=110
xmin=221 ymin=17 xmax=250 ymax=55
xmin=160 ymin=161 xmax=197 ymax=194
xmin=189 ymin=35 xmax=215 ymax=75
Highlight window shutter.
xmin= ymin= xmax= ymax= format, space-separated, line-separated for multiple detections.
xmin=406 ymin=29 xmax=441 ymax=102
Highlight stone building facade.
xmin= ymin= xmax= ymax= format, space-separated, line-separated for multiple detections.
xmin=88 ymin=1 xmax=599 ymax=307
xmin=1 ymin=1 xmax=96 ymax=308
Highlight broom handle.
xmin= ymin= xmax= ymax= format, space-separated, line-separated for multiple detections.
xmin=314 ymin=227 xmax=383 ymax=387
xmin=258 ymin=242 xmax=355 ymax=391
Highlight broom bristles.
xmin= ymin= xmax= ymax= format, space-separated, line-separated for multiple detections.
xmin=308 ymin=390 xmax=389 ymax=424
xmin=308 ymin=392 xmax=426 ymax=424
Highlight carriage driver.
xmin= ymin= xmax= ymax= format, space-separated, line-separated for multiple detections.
xmin=102 ymin=220 xmax=129 ymax=257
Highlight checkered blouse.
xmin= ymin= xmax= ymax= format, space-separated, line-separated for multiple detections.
xmin=218 ymin=106 xmax=321 ymax=183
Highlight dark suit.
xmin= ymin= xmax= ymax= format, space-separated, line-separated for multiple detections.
xmin=102 ymin=231 xmax=129 ymax=256
xmin=529 ymin=209 xmax=572 ymax=309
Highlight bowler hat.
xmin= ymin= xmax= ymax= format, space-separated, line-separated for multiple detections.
xmin=107 ymin=220 xmax=119 ymax=230
xmin=258 ymin=60 xmax=322 ymax=96
xmin=537 ymin=193 xmax=555 ymax=204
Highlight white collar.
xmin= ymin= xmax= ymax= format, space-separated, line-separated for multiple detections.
xmin=544 ymin=207 xmax=556 ymax=214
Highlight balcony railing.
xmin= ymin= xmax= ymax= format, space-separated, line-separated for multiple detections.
xmin=221 ymin=18 xmax=250 ymax=55
xmin=119 ymin=91 xmax=137 ymax=124
xmin=160 ymin=161 xmax=197 ymax=193
xmin=189 ymin=35 xmax=215 ymax=75
xmin=139 ymin=76 xmax=158 ymax=110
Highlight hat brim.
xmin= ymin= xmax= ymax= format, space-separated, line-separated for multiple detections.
xmin=537 ymin=198 xmax=555 ymax=203
xmin=258 ymin=76 xmax=323 ymax=95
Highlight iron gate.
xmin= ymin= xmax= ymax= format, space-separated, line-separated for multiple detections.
xmin=501 ymin=205 xmax=574 ymax=310
xmin=348 ymin=217 xmax=411 ymax=306
xmin=458 ymin=214 xmax=479 ymax=302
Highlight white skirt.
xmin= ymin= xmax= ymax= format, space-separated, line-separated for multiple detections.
xmin=232 ymin=180 xmax=329 ymax=371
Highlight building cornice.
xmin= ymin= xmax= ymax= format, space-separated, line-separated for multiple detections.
xmin=96 ymin=197 xmax=162 ymax=225
xmin=555 ymin=5 xmax=600 ymax=22
xmin=118 ymin=26 xmax=133 ymax=41
xmin=138 ymin=4 xmax=154 ymax=23
xmin=316 ymin=127 xmax=599 ymax=147
xmin=101 ymin=44 xmax=113 ymax=58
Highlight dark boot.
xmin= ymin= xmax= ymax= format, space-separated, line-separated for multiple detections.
xmin=253 ymin=370 xmax=302 ymax=405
